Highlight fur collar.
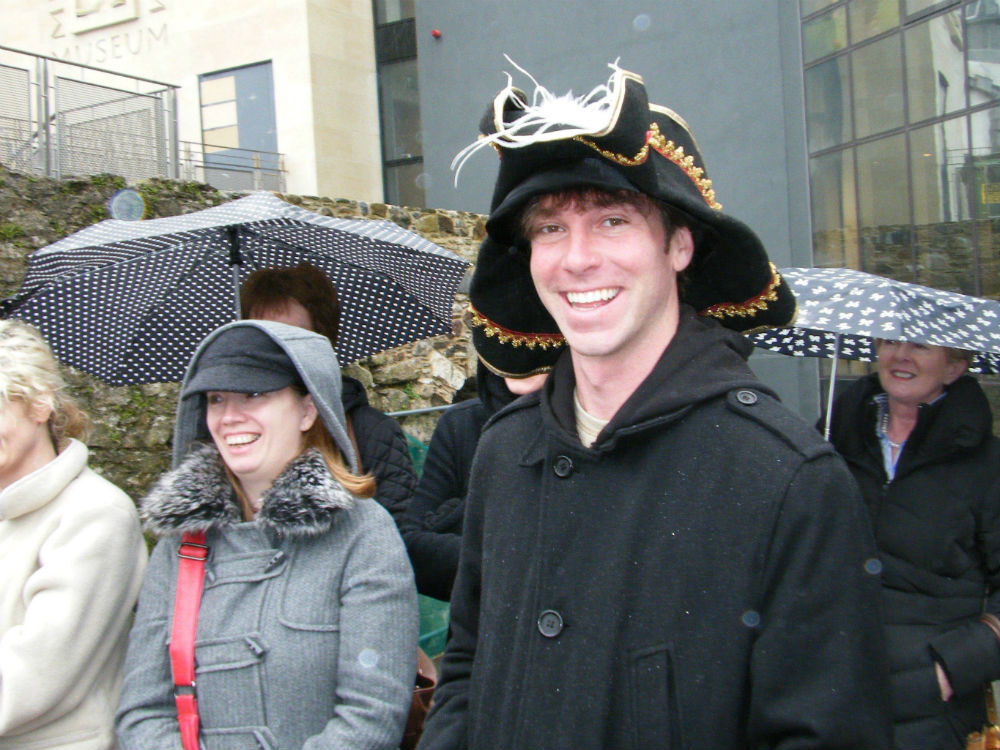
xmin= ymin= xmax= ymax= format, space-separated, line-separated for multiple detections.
xmin=141 ymin=442 xmax=354 ymax=538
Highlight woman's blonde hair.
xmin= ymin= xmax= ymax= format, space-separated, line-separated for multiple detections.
xmin=303 ymin=417 xmax=375 ymax=497
xmin=0 ymin=320 xmax=89 ymax=448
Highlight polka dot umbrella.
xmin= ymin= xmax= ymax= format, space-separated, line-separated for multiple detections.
xmin=0 ymin=192 xmax=470 ymax=386
xmin=746 ymin=266 xmax=1000 ymax=437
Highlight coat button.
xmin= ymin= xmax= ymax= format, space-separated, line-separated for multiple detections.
xmin=537 ymin=610 xmax=564 ymax=638
xmin=553 ymin=455 xmax=573 ymax=477
xmin=736 ymin=389 xmax=758 ymax=405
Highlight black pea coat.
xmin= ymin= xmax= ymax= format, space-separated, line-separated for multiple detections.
xmin=419 ymin=308 xmax=893 ymax=750
xmin=401 ymin=370 xmax=520 ymax=600
xmin=827 ymin=374 xmax=1000 ymax=750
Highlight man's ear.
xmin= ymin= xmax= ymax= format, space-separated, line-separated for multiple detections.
xmin=668 ymin=226 xmax=695 ymax=273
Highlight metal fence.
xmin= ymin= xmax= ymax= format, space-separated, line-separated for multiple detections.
xmin=0 ymin=45 xmax=285 ymax=192
xmin=178 ymin=139 xmax=286 ymax=192
xmin=0 ymin=45 xmax=177 ymax=184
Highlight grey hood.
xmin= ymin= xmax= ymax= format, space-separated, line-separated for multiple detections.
xmin=172 ymin=319 xmax=358 ymax=472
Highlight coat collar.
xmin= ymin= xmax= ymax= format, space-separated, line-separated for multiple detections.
xmin=140 ymin=442 xmax=354 ymax=538
xmin=830 ymin=373 xmax=993 ymax=469
xmin=535 ymin=306 xmax=767 ymax=450
xmin=0 ymin=439 xmax=87 ymax=521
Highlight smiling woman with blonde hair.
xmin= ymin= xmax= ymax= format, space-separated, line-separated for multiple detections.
xmin=0 ymin=319 xmax=147 ymax=750
xmin=826 ymin=339 xmax=1000 ymax=749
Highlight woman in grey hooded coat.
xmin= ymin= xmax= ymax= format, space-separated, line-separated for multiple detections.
xmin=115 ymin=320 xmax=418 ymax=750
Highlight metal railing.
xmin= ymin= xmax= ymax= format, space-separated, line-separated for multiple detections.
xmin=178 ymin=140 xmax=285 ymax=193
xmin=0 ymin=44 xmax=177 ymax=183
xmin=0 ymin=45 xmax=285 ymax=192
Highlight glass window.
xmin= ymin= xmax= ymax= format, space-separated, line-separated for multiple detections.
xmin=384 ymin=160 xmax=426 ymax=209
xmin=374 ymin=0 xmax=415 ymax=24
xmin=968 ymin=7 xmax=1000 ymax=108
xmin=803 ymin=7 xmax=848 ymax=62
xmin=810 ymin=149 xmax=860 ymax=268
xmin=852 ymin=35 xmax=905 ymax=138
xmin=970 ymin=105 xmax=1000 ymax=296
xmin=849 ymin=0 xmax=900 ymax=43
xmin=200 ymin=76 xmax=235 ymax=105
xmin=378 ymin=58 xmax=422 ymax=162
xmin=199 ymin=62 xmax=279 ymax=180
xmin=857 ymin=134 xmax=912 ymax=278
xmin=910 ymin=117 xmax=977 ymax=290
xmin=905 ymin=10 xmax=967 ymax=123
xmin=203 ymin=126 xmax=239 ymax=151
xmin=911 ymin=116 xmax=972 ymax=224
xmin=905 ymin=0 xmax=961 ymax=20
xmin=801 ymin=0 xmax=839 ymax=17
xmin=201 ymin=101 xmax=237 ymax=130
xmin=805 ymin=56 xmax=851 ymax=151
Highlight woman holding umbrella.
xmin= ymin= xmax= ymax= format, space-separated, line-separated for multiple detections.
xmin=0 ymin=319 xmax=147 ymax=750
xmin=115 ymin=320 xmax=417 ymax=750
xmin=826 ymin=339 xmax=1000 ymax=749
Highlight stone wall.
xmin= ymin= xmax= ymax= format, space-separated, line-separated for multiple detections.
xmin=0 ymin=164 xmax=483 ymax=499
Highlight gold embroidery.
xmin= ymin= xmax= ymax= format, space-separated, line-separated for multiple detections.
xmin=573 ymin=122 xmax=722 ymax=211
xmin=469 ymin=304 xmax=566 ymax=350
xmin=700 ymin=265 xmax=784 ymax=320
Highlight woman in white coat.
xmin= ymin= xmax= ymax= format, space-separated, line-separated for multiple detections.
xmin=0 ymin=320 xmax=147 ymax=750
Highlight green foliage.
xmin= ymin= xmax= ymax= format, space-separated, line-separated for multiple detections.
xmin=0 ymin=222 xmax=26 ymax=241
xmin=89 ymin=173 xmax=126 ymax=190
xmin=89 ymin=204 xmax=108 ymax=223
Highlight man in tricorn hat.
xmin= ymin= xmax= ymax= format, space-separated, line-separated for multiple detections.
xmin=418 ymin=64 xmax=892 ymax=749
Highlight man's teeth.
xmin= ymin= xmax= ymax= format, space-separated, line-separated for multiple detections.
xmin=226 ymin=434 xmax=259 ymax=446
xmin=891 ymin=371 xmax=914 ymax=379
xmin=567 ymin=288 xmax=618 ymax=305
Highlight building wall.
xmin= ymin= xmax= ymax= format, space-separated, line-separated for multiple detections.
xmin=0 ymin=0 xmax=383 ymax=200
xmin=415 ymin=0 xmax=823 ymax=419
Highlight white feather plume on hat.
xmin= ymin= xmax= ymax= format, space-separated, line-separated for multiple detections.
xmin=451 ymin=57 xmax=627 ymax=184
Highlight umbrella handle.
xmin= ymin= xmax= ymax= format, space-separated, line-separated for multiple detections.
xmin=823 ymin=334 xmax=841 ymax=441
xmin=227 ymin=225 xmax=242 ymax=320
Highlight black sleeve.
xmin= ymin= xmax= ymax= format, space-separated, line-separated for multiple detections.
xmin=399 ymin=406 xmax=469 ymax=600
xmin=352 ymin=406 xmax=417 ymax=527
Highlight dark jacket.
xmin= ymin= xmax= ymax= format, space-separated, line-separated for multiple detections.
xmin=401 ymin=371 xmax=517 ymax=600
xmin=419 ymin=307 xmax=893 ymax=750
xmin=827 ymin=374 xmax=1000 ymax=749
xmin=342 ymin=376 xmax=417 ymax=528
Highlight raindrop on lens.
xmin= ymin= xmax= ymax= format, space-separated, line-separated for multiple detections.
xmin=633 ymin=13 xmax=652 ymax=31
xmin=864 ymin=558 xmax=883 ymax=575
xmin=415 ymin=172 xmax=431 ymax=189
xmin=108 ymin=188 xmax=145 ymax=221
xmin=358 ymin=648 xmax=379 ymax=668
xmin=741 ymin=610 xmax=761 ymax=628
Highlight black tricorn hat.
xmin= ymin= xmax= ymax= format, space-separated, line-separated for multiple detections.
xmin=459 ymin=62 xmax=797 ymax=377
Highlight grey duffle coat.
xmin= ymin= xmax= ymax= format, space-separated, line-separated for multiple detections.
xmin=115 ymin=444 xmax=418 ymax=750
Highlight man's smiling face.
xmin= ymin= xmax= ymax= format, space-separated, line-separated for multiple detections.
xmin=525 ymin=191 xmax=693 ymax=371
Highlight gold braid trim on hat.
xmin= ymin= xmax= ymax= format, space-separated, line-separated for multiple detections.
xmin=700 ymin=264 xmax=783 ymax=320
xmin=573 ymin=122 xmax=722 ymax=211
xmin=468 ymin=303 xmax=566 ymax=350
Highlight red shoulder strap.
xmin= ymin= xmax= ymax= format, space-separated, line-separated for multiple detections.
xmin=170 ymin=530 xmax=208 ymax=750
